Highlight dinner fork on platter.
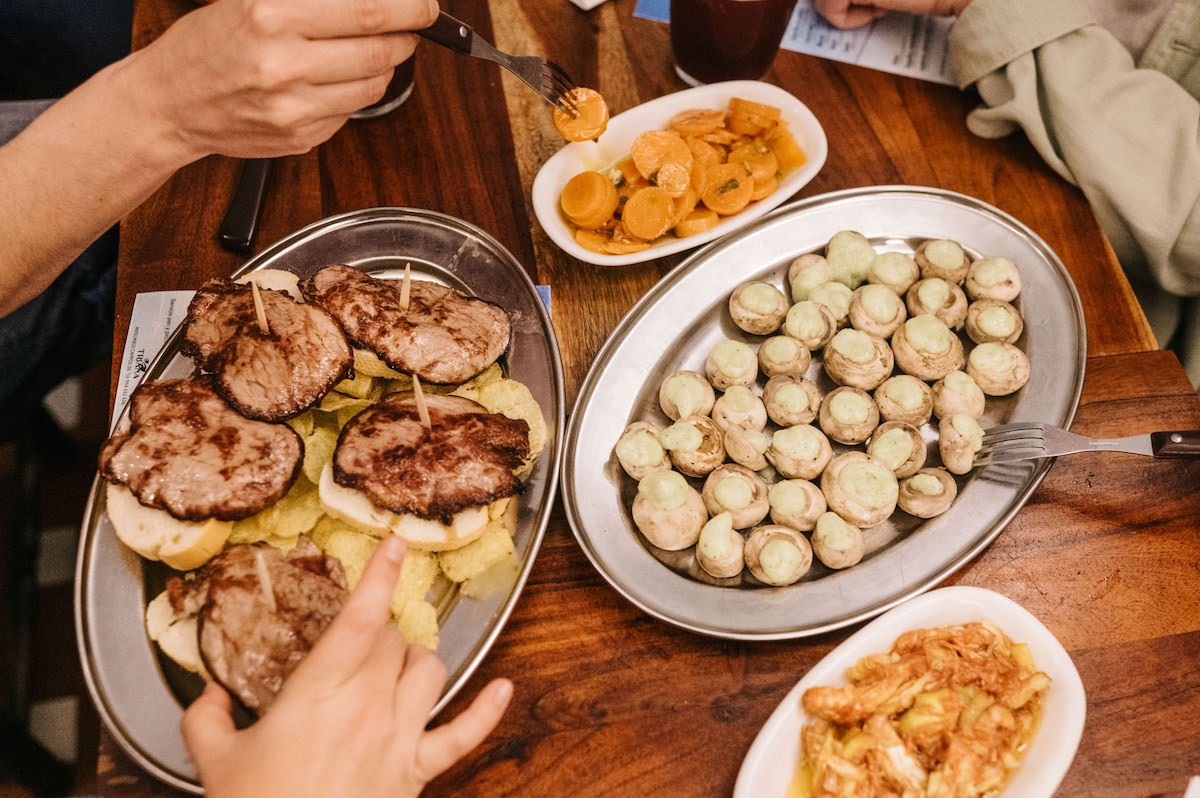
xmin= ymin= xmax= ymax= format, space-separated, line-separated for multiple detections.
xmin=418 ymin=11 xmax=581 ymax=116
xmin=973 ymin=422 xmax=1200 ymax=466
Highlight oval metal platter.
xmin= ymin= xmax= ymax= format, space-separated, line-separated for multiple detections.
xmin=75 ymin=208 xmax=565 ymax=792
xmin=562 ymin=186 xmax=1086 ymax=641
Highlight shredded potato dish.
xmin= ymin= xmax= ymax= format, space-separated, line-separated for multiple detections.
xmin=790 ymin=621 xmax=1051 ymax=798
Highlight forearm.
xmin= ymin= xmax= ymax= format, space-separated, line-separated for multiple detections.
xmin=950 ymin=0 xmax=1200 ymax=297
xmin=0 ymin=52 xmax=196 ymax=317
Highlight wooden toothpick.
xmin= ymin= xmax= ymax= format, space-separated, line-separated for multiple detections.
xmin=412 ymin=373 xmax=431 ymax=431
xmin=250 ymin=279 xmax=270 ymax=335
xmin=399 ymin=263 xmax=412 ymax=311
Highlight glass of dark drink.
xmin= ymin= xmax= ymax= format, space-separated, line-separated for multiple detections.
xmin=351 ymin=56 xmax=417 ymax=119
xmin=669 ymin=0 xmax=798 ymax=86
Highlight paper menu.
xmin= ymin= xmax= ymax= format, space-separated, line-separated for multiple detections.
xmin=633 ymin=0 xmax=955 ymax=86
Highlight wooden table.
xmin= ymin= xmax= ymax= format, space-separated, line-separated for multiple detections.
xmin=99 ymin=0 xmax=1200 ymax=795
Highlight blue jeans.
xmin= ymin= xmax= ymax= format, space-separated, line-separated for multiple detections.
xmin=0 ymin=100 xmax=118 ymax=441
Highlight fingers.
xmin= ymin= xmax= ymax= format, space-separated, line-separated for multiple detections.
xmin=289 ymin=0 xmax=440 ymax=40
xmin=294 ymin=536 xmax=408 ymax=681
xmin=415 ymin=679 xmax=513 ymax=781
xmin=180 ymin=682 xmax=237 ymax=770
xmin=294 ymin=33 xmax=418 ymax=86
xmin=393 ymin=643 xmax=447 ymax=725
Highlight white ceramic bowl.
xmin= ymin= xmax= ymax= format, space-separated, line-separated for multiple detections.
xmin=734 ymin=586 xmax=1086 ymax=798
xmin=531 ymin=80 xmax=828 ymax=267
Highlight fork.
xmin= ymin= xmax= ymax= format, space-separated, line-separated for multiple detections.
xmin=973 ymin=422 xmax=1200 ymax=466
xmin=418 ymin=11 xmax=581 ymax=116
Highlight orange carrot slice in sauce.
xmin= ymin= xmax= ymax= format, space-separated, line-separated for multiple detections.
xmin=630 ymin=129 xmax=693 ymax=182
xmin=700 ymin=162 xmax=754 ymax=216
xmin=575 ymin=228 xmax=612 ymax=254
xmin=560 ymin=171 xmax=619 ymax=229
xmin=750 ymin=175 xmax=778 ymax=201
xmin=668 ymin=108 xmax=726 ymax=137
xmin=553 ymin=87 xmax=610 ymax=142
xmin=765 ymin=122 xmax=807 ymax=171
xmin=729 ymin=142 xmax=779 ymax=184
xmin=729 ymin=97 xmax=782 ymax=121
xmin=675 ymin=208 xmax=720 ymax=237
xmin=621 ymin=186 xmax=675 ymax=240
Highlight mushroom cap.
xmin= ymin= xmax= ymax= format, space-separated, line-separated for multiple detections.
xmin=723 ymin=425 xmax=771 ymax=471
xmin=787 ymin=252 xmax=833 ymax=303
xmin=766 ymin=423 xmax=833 ymax=480
xmin=931 ymin=370 xmax=986 ymax=420
xmin=808 ymin=281 xmax=854 ymax=326
xmin=817 ymin=386 xmax=880 ymax=445
xmin=867 ymin=420 xmax=927 ymax=478
xmin=938 ymin=413 xmax=983 ymax=475
xmin=811 ymin=511 xmax=866 ymax=569
xmin=701 ymin=463 xmax=770 ymax=529
xmin=661 ymin=414 xmax=726 ymax=477
xmin=867 ymin=251 xmax=920 ymax=295
xmin=729 ymin=281 xmax=789 ymax=336
xmin=758 ymin=335 xmax=812 ymax=379
xmin=897 ymin=467 xmax=958 ymax=518
xmin=891 ymin=314 xmax=964 ymax=381
xmin=705 ymin=339 xmax=759 ymax=390
xmin=632 ymin=470 xmax=708 ymax=551
xmin=966 ymin=342 xmax=1030 ymax=396
xmin=905 ymin=278 xmax=968 ymax=330
xmin=873 ymin=374 xmax=934 ymax=426
xmin=784 ymin=300 xmax=838 ymax=351
xmin=848 ymin=283 xmax=907 ymax=339
xmin=964 ymin=299 xmax=1024 ymax=345
xmin=914 ymin=238 xmax=970 ymax=284
xmin=744 ymin=524 xmax=813 ymax=586
xmin=825 ymin=230 xmax=877 ymax=289
xmin=658 ymin=370 xmax=715 ymax=421
xmin=695 ymin=512 xmax=746 ymax=579
xmin=820 ymin=451 xmax=899 ymax=528
xmin=767 ymin=478 xmax=826 ymax=531
xmin=823 ymin=329 xmax=895 ymax=391
xmin=614 ymin=420 xmax=672 ymax=481
xmin=964 ymin=256 xmax=1022 ymax=302
xmin=711 ymin=385 xmax=768 ymax=432
xmin=763 ymin=375 xmax=822 ymax=427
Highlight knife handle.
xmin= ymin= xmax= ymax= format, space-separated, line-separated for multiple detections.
xmin=218 ymin=158 xmax=273 ymax=254
xmin=1150 ymin=430 xmax=1200 ymax=458
xmin=418 ymin=11 xmax=474 ymax=54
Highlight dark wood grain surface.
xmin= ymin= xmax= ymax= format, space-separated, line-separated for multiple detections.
xmin=97 ymin=0 xmax=1198 ymax=795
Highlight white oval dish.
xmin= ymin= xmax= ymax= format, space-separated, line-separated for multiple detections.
xmin=734 ymin=586 xmax=1086 ymax=798
xmin=531 ymin=80 xmax=828 ymax=267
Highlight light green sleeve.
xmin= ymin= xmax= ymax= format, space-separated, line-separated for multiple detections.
xmin=948 ymin=0 xmax=1200 ymax=298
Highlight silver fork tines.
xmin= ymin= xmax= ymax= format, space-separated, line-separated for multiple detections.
xmin=974 ymin=422 xmax=1154 ymax=465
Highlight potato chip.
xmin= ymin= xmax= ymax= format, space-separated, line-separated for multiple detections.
xmin=309 ymin=516 xmax=383 ymax=587
xmin=286 ymin=409 xmax=316 ymax=439
xmin=394 ymin=600 xmax=439 ymax=651
xmin=477 ymin=379 xmax=548 ymax=457
xmin=450 ymin=363 xmax=505 ymax=403
xmin=302 ymin=425 xmax=339 ymax=484
xmin=353 ymin=348 xmax=404 ymax=379
xmin=229 ymin=477 xmax=322 ymax=544
xmin=391 ymin=548 xmax=440 ymax=611
xmin=438 ymin=511 xmax=516 ymax=583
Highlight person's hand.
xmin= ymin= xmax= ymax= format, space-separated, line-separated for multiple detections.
xmin=181 ymin=536 xmax=513 ymax=798
xmin=114 ymin=0 xmax=439 ymax=162
xmin=813 ymin=0 xmax=972 ymax=29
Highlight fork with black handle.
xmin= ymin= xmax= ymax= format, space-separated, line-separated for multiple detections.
xmin=973 ymin=422 xmax=1200 ymax=466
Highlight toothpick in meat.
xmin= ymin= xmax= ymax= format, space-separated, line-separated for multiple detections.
xmin=250 ymin=279 xmax=270 ymax=335
xmin=399 ymin=263 xmax=412 ymax=311
xmin=412 ymin=373 xmax=432 ymax=431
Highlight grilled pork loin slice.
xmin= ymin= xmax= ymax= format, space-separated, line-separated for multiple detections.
xmin=99 ymin=378 xmax=302 ymax=521
xmin=165 ymin=538 xmax=346 ymax=716
xmin=301 ymin=264 xmax=510 ymax=385
xmin=334 ymin=392 xmax=530 ymax=523
xmin=180 ymin=278 xmax=353 ymax=421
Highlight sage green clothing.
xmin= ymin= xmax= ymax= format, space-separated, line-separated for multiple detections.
xmin=947 ymin=0 xmax=1200 ymax=386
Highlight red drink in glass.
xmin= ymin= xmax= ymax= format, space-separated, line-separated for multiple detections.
xmin=669 ymin=0 xmax=798 ymax=86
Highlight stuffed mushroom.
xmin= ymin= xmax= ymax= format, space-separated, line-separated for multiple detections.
xmin=931 ymin=370 xmax=986 ymax=419
xmin=695 ymin=512 xmax=745 ymax=579
xmin=873 ymin=374 xmax=934 ymax=426
xmin=966 ymin=341 xmax=1030 ymax=396
xmin=825 ymin=230 xmax=877 ymax=288
xmin=808 ymin=281 xmax=853 ymax=327
xmin=820 ymin=451 xmax=899 ymax=528
xmin=658 ymin=370 xmax=716 ymax=421
xmin=810 ymin=511 xmax=866 ymax=569
xmin=914 ymin=238 xmax=971 ymax=284
xmin=866 ymin=420 xmax=927 ymax=478
xmin=724 ymin=425 xmax=771 ymax=471
xmin=729 ymin=281 xmax=789 ymax=335
xmin=763 ymin=375 xmax=822 ymax=427
xmin=757 ymin=335 xmax=811 ymax=379
xmin=787 ymin=252 xmax=834 ymax=303
xmin=848 ymin=283 xmax=907 ymax=339
xmin=711 ymin=385 xmax=768 ymax=432
xmin=660 ymin=415 xmax=726 ymax=477
xmin=823 ymin=328 xmax=895 ymax=391
xmin=897 ymin=467 xmax=958 ymax=518
xmin=964 ymin=299 xmax=1024 ymax=345
xmin=744 ymin=525 xmax=813 ymax=586
xmin=890 ymin=314 xmax=964 ymax=381
xmin=767 ymin=478 xmax=826 ymax=531
xmin=783 ymin=300 xmax=838 ymax=351
xmin=964 ymin=256 xmax=1022 ymax=302
xmin=701 ymin=464 xmax=770 ymax=529
xmin=766 ymin=423 xmax=833 ymax=480
xmin=614 ymin=421 xmax=672 ymax=481
xmin=705 ymin=339 xmax=759 ymax=390
xmin=938 ymin=413 xmax=983 ymax=475
xmin=867 ymin=250 xmax=920 ymax=295
xmin=905 ymin=277 xmax=968 ymax=330
xmin=632 ymin=470 xmax=708 ymax=551
xmin=817 ymin=386 xmax=879 ymax=445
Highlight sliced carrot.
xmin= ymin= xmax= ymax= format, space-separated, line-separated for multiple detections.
xmin=675 ymin=208 xmax=720 ymax=238
xmin=765 ymin=122 xmax=807 ymax=172
xmin=553 ymin=87 xmax=610 ymax=142
xmin=668 ymin=108 xmax=725 ymax=137
xmin=630 ymin=129 xmax=693 ymax=182
xmin=726 ymin=112 xmax=764 ymax=137
xmin=668 ymin=187 xmax=699 ymax=229
xmin=750 ymin=174 xmax=778 ymax=201
xmin=730 ymin=97 xmax=782 ymax=121
xmin=653 ymin=160 xmax=691 ymax=197
xmin=560 ymin=170 xmax=619 ymax=229
xmin=620 ymin=186 xmax=675 ymax=240
xmin=700 ymin=162 xmax=754 ymax=216
xmin=690 ymin=159 xmax=711 ymax=199
xmin=604 ymin=237 xmax=652 ymax=255
xmin=698 ymin=127 xmax=740 ymax=146
xmin=729 ymin=142 xmax=779 ymax=184
xmin=575 ymin=228 xmax=611 ymax=254
xmin=615 ymin=156 xmax=641 ymax=186
xmin=686 ymin=136 xmax=724 ymax=169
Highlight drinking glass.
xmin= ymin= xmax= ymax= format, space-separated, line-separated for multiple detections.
xmin=352 ymin=57 xmax=417 ymax=119
xmin=669 ymin=0 xmax=799 ymax=86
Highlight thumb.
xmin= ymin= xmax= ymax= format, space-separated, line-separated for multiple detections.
xmin=181 ymin=681 xmax=237 ymax=768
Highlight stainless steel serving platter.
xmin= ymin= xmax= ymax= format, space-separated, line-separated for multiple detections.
xmin=75 ymin=208 xmax=565 ymax=793
xmin=562 ymin=186 xmax=1085 ymax=641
